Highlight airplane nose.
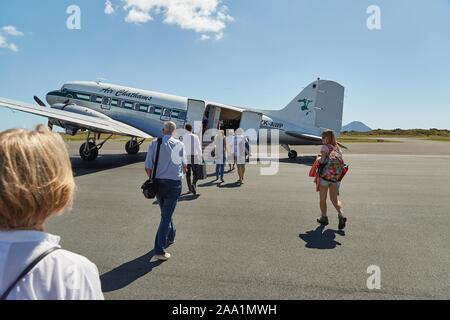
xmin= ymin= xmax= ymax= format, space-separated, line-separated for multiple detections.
xmin=46 ymin=90 xmax=60 ymax=105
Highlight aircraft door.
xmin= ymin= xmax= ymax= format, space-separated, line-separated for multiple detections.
xmin=239 ymin=111 xmax=263 ymax=132
xmin=186 ymin=99 xmax=206 ymax=134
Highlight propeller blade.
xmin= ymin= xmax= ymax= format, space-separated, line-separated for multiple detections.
xmin=33 ymin=96 xmax=46 ymax=107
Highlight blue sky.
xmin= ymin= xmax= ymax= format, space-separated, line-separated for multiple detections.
xmin=0 ymin=0 xmax=449 ymax=131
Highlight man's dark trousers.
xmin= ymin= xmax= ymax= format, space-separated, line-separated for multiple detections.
xmin=186 ymin=155 xmax=198 ymax=194
xmin=154 ymin=179 xmax=182 ymax=255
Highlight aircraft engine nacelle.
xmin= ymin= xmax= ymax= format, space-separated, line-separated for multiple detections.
xmin=51 ymin=103 xmax=110 ymax=120
xmin=48 ymin=103 xmax=111 ymax=135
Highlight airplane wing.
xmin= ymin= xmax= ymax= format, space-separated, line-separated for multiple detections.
xmin=0 ymin=97 xmax=151 ymax=138
xmin=286 ymin=131 xmax=349 ymax=150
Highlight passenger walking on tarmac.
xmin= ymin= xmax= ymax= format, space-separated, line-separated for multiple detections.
xmin=0 ymin=125 xmax=104 ymax=300
xmin=145 ymin=121 xmax=187 ymax=261
xmin=232 ymin=128 xmax=250 ymax=185
xmin=214 ymin=130 xmax=228 ymax=183
xmin=226 ymin=130 xmax=236 ymax=172
xmin=316 ymin=129 xmax=347 ymax=230
xmin=182 ymin=124 xmax=202 ymax=195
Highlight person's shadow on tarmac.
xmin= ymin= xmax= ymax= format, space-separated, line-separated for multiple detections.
xmin=299 ymin=225 xmax=345 ymax=249
xmin=100 ymin=250 xmax=164 ymax=292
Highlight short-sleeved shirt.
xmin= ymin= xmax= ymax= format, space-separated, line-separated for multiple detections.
xmin=145 ymin=135 xmax=186 ymax=181
xmin=181 ymin=132 xmax=202 ymax=157
xmin=0 ymin=230 xmax=104 ymax=300
xmin=228 ymin=135 xmax=249 ymax=164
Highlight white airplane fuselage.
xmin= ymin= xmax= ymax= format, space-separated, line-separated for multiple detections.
xmin=46 ymin=80 xmax=344 ymax=147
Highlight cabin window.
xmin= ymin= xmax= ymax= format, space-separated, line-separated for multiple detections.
xmin=178 ymin=111 xmax=187 ymax=120
xmin=95 ymin=96 xmax=103 ymax=103
xmin=139 ymin=104 xmax=149 ymax=112
xmin=111 ymin=99 xmax=119 ymax=107
xmin=160 ymin=108 xmax=172 ymax=121
xmin=101 ymin=97 xmax=111 ymax=105
xmin=76 ymin=93 xmax=91 ymax=101
xmin=171 ymin=110 xmax=179 ymax=119
xmin=123 ymin=101 xmax=133 ymax=109
xmin=154 ymin=106 xmax=162 ymax=115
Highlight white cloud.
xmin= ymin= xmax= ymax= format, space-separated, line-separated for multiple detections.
xmin=125 ymin=7 xmax=153 ymax=23
xmin=105 ymin=0 xmax=115 ymax=15
xmin=2 ymin=25 xmax=24 ymax=36
xmin=121 ymin=0 xmax=233 ymax=39
xmin=8 ymin=43 xmax=19 ymax=52
xmin=0 ymin=28 xmax=21 ymax=52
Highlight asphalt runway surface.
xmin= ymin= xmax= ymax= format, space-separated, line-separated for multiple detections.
xmin=47 ymin=139 xmax=450 ymax=299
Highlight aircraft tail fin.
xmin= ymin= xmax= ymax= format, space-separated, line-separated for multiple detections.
xmin=280 ymin=79 xmax=345 ymax=135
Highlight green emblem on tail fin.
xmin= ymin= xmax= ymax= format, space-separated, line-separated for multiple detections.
xmin=298 ymin=98 xmax=313 ymax=115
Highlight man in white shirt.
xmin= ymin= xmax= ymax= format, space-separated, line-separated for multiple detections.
xmin=182 ymin=124 xmax=203 ymax=195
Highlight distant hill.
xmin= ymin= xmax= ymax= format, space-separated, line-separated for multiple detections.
xmin=342 ymin=121 xmax=372 ymax=132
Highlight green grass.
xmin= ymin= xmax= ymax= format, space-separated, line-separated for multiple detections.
xmin=60 ymin=132 xmax=144 ymax=142
xmin=338 ymin=136 xmax=400 ymax=143
xmin=341 ymin=129 xmax=450 ymax=143
xmin=421 ymin=136 xmax=450 ymax=142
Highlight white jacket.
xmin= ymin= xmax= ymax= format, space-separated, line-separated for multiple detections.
xmin=0 ymin=230 xmax=104 ymax=300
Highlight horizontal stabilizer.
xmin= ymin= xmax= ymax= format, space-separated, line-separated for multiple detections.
xmin=285 ymin=131 xmax=349 ymax=150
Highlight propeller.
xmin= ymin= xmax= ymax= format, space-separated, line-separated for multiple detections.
xmin=33 ymin=95 xmax=54 ymax=131
xmin=34 ymin=96 xmax=46 ymax=107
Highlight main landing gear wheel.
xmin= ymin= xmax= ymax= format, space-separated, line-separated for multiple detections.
xmin=79 ymin=142 xmax=99 ymax=161
xmin=125 ymin=140 xmax=140 ymax=155
xmin=288 ymin=150 xmax=298 ymax=159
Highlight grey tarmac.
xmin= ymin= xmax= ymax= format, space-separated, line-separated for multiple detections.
xmin=46 ymin=139 xmax=450 ymax=299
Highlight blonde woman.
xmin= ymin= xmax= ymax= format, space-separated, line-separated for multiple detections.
xmin=316 ymin=130 xmax=347 ymax=230
xmin=0 ymin=125 xmax=104 ymax=300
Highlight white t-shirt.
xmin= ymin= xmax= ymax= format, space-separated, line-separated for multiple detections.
xmin=0 ymin=230 xmax=104 ymax=300
xmin=181 ymin=132 xmax=202 ymax=157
